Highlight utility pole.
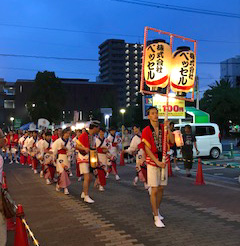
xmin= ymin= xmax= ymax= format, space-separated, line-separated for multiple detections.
xmin=196 ymin=76 xmax=200 ymax=109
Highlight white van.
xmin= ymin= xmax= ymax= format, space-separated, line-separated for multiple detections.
xmin=175 ymin=123 xmax=222 ymax=159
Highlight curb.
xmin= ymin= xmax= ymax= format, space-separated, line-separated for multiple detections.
xmin=201 ymin=161 xmax=240 ymax=169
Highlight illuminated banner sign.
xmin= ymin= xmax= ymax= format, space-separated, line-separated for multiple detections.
xmin=143 ymin=95 xmax=185 ymax=119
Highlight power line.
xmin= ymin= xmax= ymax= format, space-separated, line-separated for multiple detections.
xmin=0 ymin=66 xmax=98 ymax=75
xmin=0 ymin=54 xmax=98 ymax=61
xmin=0 ymin=53 xmax=240 ymax=65
xmin=111 ymin=0 xmax=240 ymax=19
xmin=0 ymin=23 xmax=140 ymax=38
xmin=0 ymin=23 xmax=239 ymax=44
xmin=0 ymin=66 xmax=221 ymax=81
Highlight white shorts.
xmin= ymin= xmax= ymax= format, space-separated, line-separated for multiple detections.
xmin=147 ymin=164 xmax=168 ymax=187
xmin=79 ymin=162 xmax=89 ymax=174
xmin=7 ymin=148 xmax=17 ymax=154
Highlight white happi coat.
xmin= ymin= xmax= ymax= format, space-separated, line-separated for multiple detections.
xmin=23 ymin=137 xmax=30 ymax=150
xmin=125 ymin=135 xmax=145 ymax=170
xmin=96 ymin=137 xmax=110 ymax=166
xmin=41 ymin=140 xmax=53 ymax=165
xmin=27 ymin=137 xmax=39 ymax=157
xmin=19 ymin=136 xmax=28 ymax=155
xmin=36 ymin=139 xmax=45 ymax=160
xmin=107 ymin=134 xmax=121 ymax=159
xmin=18 ymin=136 xmax=25 ymax=148
xmin=52 ymin=138 xmax=72 ymax=173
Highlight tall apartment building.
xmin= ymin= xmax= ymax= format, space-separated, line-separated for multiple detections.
xmin=220 ymin=55 xmax=240 ymax=87
xmin=99 ymin=39 xmax=142 ymax=108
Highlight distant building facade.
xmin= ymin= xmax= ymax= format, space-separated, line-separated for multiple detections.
xmin=220 ymin=55 xmax=240 ymax=87
xmin=0 ymin=78 xmax=15 ymax=128
xmin=0 ymin=78 xmax=117 ymax=129
xmin=99 ymin=39 xmax=143 ymax=108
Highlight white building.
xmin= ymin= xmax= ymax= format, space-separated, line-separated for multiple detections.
xmin=220 ymin=55 xmax=240 ymax=87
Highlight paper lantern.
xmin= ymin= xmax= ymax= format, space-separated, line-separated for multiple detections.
xmin=171 ymin=46 xmax=196 ymax=93
xmin=90 ymin=149 xmax=98 ymax=168
xmin=173 ymin=130 xmax=184 ymax=147
xmin=144 ymin=39 xmax=172 ymax=91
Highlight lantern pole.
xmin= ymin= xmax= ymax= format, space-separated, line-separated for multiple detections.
xmin=161 ymin=35 xmax=173 ymax=181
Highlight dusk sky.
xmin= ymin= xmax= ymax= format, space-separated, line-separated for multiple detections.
xmin=0 ymin=0 xmax=239 ymax=93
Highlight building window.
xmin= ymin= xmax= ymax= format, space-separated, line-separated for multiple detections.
xmin=125 ymin=50 xmax=129 ymax=54
xmin=135 ymin=80 xmax=139 ymax=84
xmin=126 ymin=103 xmax=130 ymax=107
xmin=126 ymin=86 xmax=130 ymax=90
xmin=126 ymin=80 xmax=130 ymax=84
xmin=125 ymin=62 xmax=129 ymax=66
xmin=20 ymin=85 xmax=23 ymax=93
xmin=126 ymin=97 xmax=130 ymax=102
xmin=4 ymin=100 xmax=15 ymax=109
xmin=126 ymin=56 xmax=129 ymax=60
xmin=125 ymin=44 xmax=129 ymax=48
xmin=126 ymin=68 xmax=129 ymax=72
xmin=126 ymin=74 xmax=129 ymax=78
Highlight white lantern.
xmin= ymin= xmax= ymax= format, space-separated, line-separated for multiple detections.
xmin=144 ymin=39 xmax=172 ymax=91
xmin=170 ymin=46 xmax=196 ymax=94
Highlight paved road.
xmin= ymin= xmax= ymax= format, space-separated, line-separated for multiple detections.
xmin=4 ymin=160 xmax=240 ymax=246
xmin=176 ymin=160 xmax=240 ymax=186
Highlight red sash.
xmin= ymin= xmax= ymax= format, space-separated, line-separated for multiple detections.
xmin=58 ymin=149 xmax=67 ymax=155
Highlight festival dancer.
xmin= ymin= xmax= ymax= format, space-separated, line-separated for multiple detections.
xmin=124 ymin=124 xmax=148 ymax=189
xmin=73 ymin=129 xmax=82 ymax=181
xmin=24 ymin=131 xmax=33 ymax=167
xmin=76 ymin=121 xmax=100 ymax=203
xmin=28 ymin=130 xmax=39 ymax=174
xmin=52 ymin=127 xmax=72 ymax=195
xmin=52 ymin=129 xmax=58 ymax=142
xmin=6 ymin=131 xmax=19 ymax=164
xmin=169 ymin=122 xmax=180 ymax=171
xmin=142 ymin=106 xmax=174 ymax=228
xmin=36 ymin=132 xmax=46 ymax=178
xmin=106 ymin=126 xmax=121 ymax=181
xmin=42 ymin=131 xmax=56 ymax=185
xmin=95 ymin=128 xmax=109 ymax=192
xmin=18 ymin=131 xmax=28 ymax=165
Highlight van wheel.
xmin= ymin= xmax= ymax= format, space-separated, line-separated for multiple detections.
xmin=210 ymin=148 xmax=220 ymax=159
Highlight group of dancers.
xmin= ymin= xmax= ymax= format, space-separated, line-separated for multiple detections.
xmin=3 ymin=109 xmax=198 ymax=228
xmin=2 ymin=121 xmax=148 ymax=204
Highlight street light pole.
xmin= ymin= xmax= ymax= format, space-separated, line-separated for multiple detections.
xmin=120 ymin=108 xmax=126 ymax=150
xmin=10 ymin=117 xmax=14 ymax=131
xmin=119 ymin=108 xmax=126 ymax=166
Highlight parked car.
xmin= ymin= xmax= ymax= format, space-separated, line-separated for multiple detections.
xmin=175 ymin=123 xmax=222 ymax=159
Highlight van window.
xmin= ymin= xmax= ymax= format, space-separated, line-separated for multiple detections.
xmin=207 ymin=126 xmax=215 ymax=135
xmin=195 ymin=126 xmax=207 ymax=136
xmin=195 ymin=126 xmax=216 ymax=136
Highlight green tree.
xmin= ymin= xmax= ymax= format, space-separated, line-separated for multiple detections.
xmin=200 ymin=79 xmax=240 ymax=135
xmin=26 ymin=71 xmax=65 ymax=123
